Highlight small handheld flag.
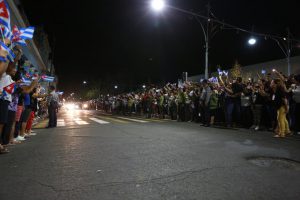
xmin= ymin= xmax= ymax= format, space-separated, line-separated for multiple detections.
xmin=21 ymin=76 xmax=31 ymax=86
xmin=223 ymin=70 xmax=229 ymax=77
xmin=12 ymin=25 xmax=26 ymax=46
xmin=20 ymin=27 xmax=35 ymax=39
xmin=1 ymin=26 xmax=12 ymax=41
xmin=41 ymin=75 xmax=55 ymax=82
xmin=0 ymin=41 xmax=15 ymax=62
xmin=2 ymin=82 xmax=15 ymax=95
xmin=217 ymin=68 xmax=223 ymax=76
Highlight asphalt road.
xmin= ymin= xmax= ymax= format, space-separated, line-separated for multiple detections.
xmin=0 ymin=109 xmax=300 ymax=200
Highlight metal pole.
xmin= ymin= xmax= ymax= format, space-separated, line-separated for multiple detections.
xmin=205 ymin=41 xmax=209 ymax=79
xmin=205 ymin=4 xmax=210 ymax=79
xmin=287 ymin=28 xmax=291 ymax=76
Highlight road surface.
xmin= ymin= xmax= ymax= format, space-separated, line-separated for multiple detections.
xmin=0 ymin=109 xmax=300 ymax=200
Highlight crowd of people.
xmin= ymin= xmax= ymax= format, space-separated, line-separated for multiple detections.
xmin=92 ymin=71 xmax=300 ymax=138
xmin=0 ymin=45 xmax=59 ymax=154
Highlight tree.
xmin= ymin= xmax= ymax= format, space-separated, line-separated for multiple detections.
xmin=85 ymin=88 xmax=100 ymax=100
xmin=231 ymin=60 xmax=242 ymax=78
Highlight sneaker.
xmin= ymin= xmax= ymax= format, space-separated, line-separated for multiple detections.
xmin=29 ymin=132 xmax=37 ymax=136
xmin=16 ymin=136 xmax=26 ymax=141
xmin=254 ymin=126 xmax=260 ymax=131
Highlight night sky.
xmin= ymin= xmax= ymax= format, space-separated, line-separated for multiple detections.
xmin=21 ymin=0 xmax=300 ymax=93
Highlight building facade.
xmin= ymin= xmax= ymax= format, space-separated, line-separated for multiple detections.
xmin=188 ymin=56 xmax=300 ymax=82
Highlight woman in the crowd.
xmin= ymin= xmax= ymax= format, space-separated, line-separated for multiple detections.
xmin=251 ymin=82 xmax=265 ymax=131
xmin=272 ymin=78 xmax=291 ymax=138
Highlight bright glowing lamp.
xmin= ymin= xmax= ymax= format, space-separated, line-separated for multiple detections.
xmin=248 ymin=38 xmax=256 ymax=45
xmin=151 ymin=0 xmax=165 ymax=12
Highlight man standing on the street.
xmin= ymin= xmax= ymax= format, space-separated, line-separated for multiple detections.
xmin=47 ymin=86 xmax=59 ymax=128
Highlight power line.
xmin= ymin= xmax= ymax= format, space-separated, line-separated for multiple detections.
xmin=168 ymin=5 xmax=300 ymax=43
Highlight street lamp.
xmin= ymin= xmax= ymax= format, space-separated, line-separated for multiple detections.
xmin=151 ymin=0 xmax=165 ymax=12
xmin=150 ymin=1 xmax=212 ymax=79
xmin=83 ymin=81 xmax=87 ymax=84
xmin=249 ymin=29 xmax=292 ymax=76
xmin=248 ymin=38 xmax=257 ymax=45
xmin=114 ymin=85 xmax=118 ymax=89
xmin=142 ymin=85 xmax=146 ymax=89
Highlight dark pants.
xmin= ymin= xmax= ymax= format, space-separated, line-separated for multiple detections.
xmin=295 ymin=103 xmax=300 ymax=132
xmin=178 ymin=104 xmax=186 ymax=122
xmin=252 ymin=104 xmax=263 ymax=126
xmin=226 ymin=101 xmax=241 ymax=126
xmin=2 ymin=111 xmax=16 ymax=145
xmin=169 ymin=104 xmax=177 ymax=120
xmin=48 ymin=106 xmax=57 ymax=128
xmin=204 ymin=106 xmax=211 ymax=126
xmin=241 ymin=106 xmax=253 ymax=128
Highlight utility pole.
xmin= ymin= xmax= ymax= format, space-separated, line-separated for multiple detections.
xmin=204 ymin=3 xmax=210 ymax=79
xmin=287 ymin=28 xmax=291 ymax=76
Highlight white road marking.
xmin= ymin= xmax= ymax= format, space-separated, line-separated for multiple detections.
xmin=89 ymin=118 xmax=110 ymax=124
xmin=116 ymin=117 xmax=148 ymax=123
xmin=57 ymin=119 xmax=66 ymax=127
xmin=74 ymin=118 xmax=89 ymax=125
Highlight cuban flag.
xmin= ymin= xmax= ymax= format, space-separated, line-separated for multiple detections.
xmin=41 ymin=75 xmax=55 ymax=82
xmin=217 ymin=68 xmax=223 ymax=76
xmin=12 ymin=25 xmax=26 ymax=46
xmin=1 ymin=26 xmax=12 ymax=41
xmin=222 ymin=70 xmax=229 ymax=76
xmin=208 ymin=77 xmax=219 ymax=83
xmin=0 ymin=41 xmax=15 ymax=62
xmin=0 ymin=0 xmax=10 ymax=31
xmin=21 ymin=76 xmax=31 ymax=86
xmin=20 ymin=27 xmax=35 ymax=39
xmin=2 ymin=82 xmax=15 ymax=96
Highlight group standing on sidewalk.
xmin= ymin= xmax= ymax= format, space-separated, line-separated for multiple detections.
xmin=87 ymin=71 xmax=300 ymax=138
xmin=0 ymin=45 xmax=58 ymax=154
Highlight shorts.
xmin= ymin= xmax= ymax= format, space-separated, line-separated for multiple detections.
xmin=20 ymin=108 xmax=32 ymax=123
xmin=15 ymin=105 xmax=23 ymax=122
xmin=0 ymin=99 xmax=10 ymax=124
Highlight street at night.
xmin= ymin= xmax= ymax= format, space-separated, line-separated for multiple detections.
xmin=1 ymin=109 xmax=300 ymax=199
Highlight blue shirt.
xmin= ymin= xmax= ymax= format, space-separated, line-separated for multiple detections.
xmin=24 ymin=93 xmax=30 ymax=106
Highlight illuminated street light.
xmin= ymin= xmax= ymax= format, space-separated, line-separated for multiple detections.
xmin=83 ymin=81 xmax=87 ymax=84
xmin=142 ymin=85 xmax=146 ymax=89
xmin=114 ymin=85 xmax=118 ymax=89
xmin=151 ymin=0 xmax=165 ymax=12
xmin=248 ymin=38 xmax=257 ymax=45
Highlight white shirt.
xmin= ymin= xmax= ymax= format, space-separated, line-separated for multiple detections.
xmin=293 ymin=86 xmax=300 ymax=103
xmin=0 ymin=73 xmax=14 ymax=102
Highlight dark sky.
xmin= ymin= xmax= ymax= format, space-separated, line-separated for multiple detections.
xmin=20 ymin=0 xmax=300 ymax=93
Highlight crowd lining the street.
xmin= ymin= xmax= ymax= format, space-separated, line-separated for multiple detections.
xmin=90 ymin=71 xmax=300 ymax=138
xmin=0 ymin=46 xmax=59 ymax=154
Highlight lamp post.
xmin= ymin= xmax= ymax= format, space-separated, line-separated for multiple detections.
xmin=150 ymin=0 xmax=213 ymax=79
xmin=249 ymin=29 xmax=292 ymax=76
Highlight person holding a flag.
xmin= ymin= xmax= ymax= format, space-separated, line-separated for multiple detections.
xmin=0 ymin=49 xmax=16 ymax=153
